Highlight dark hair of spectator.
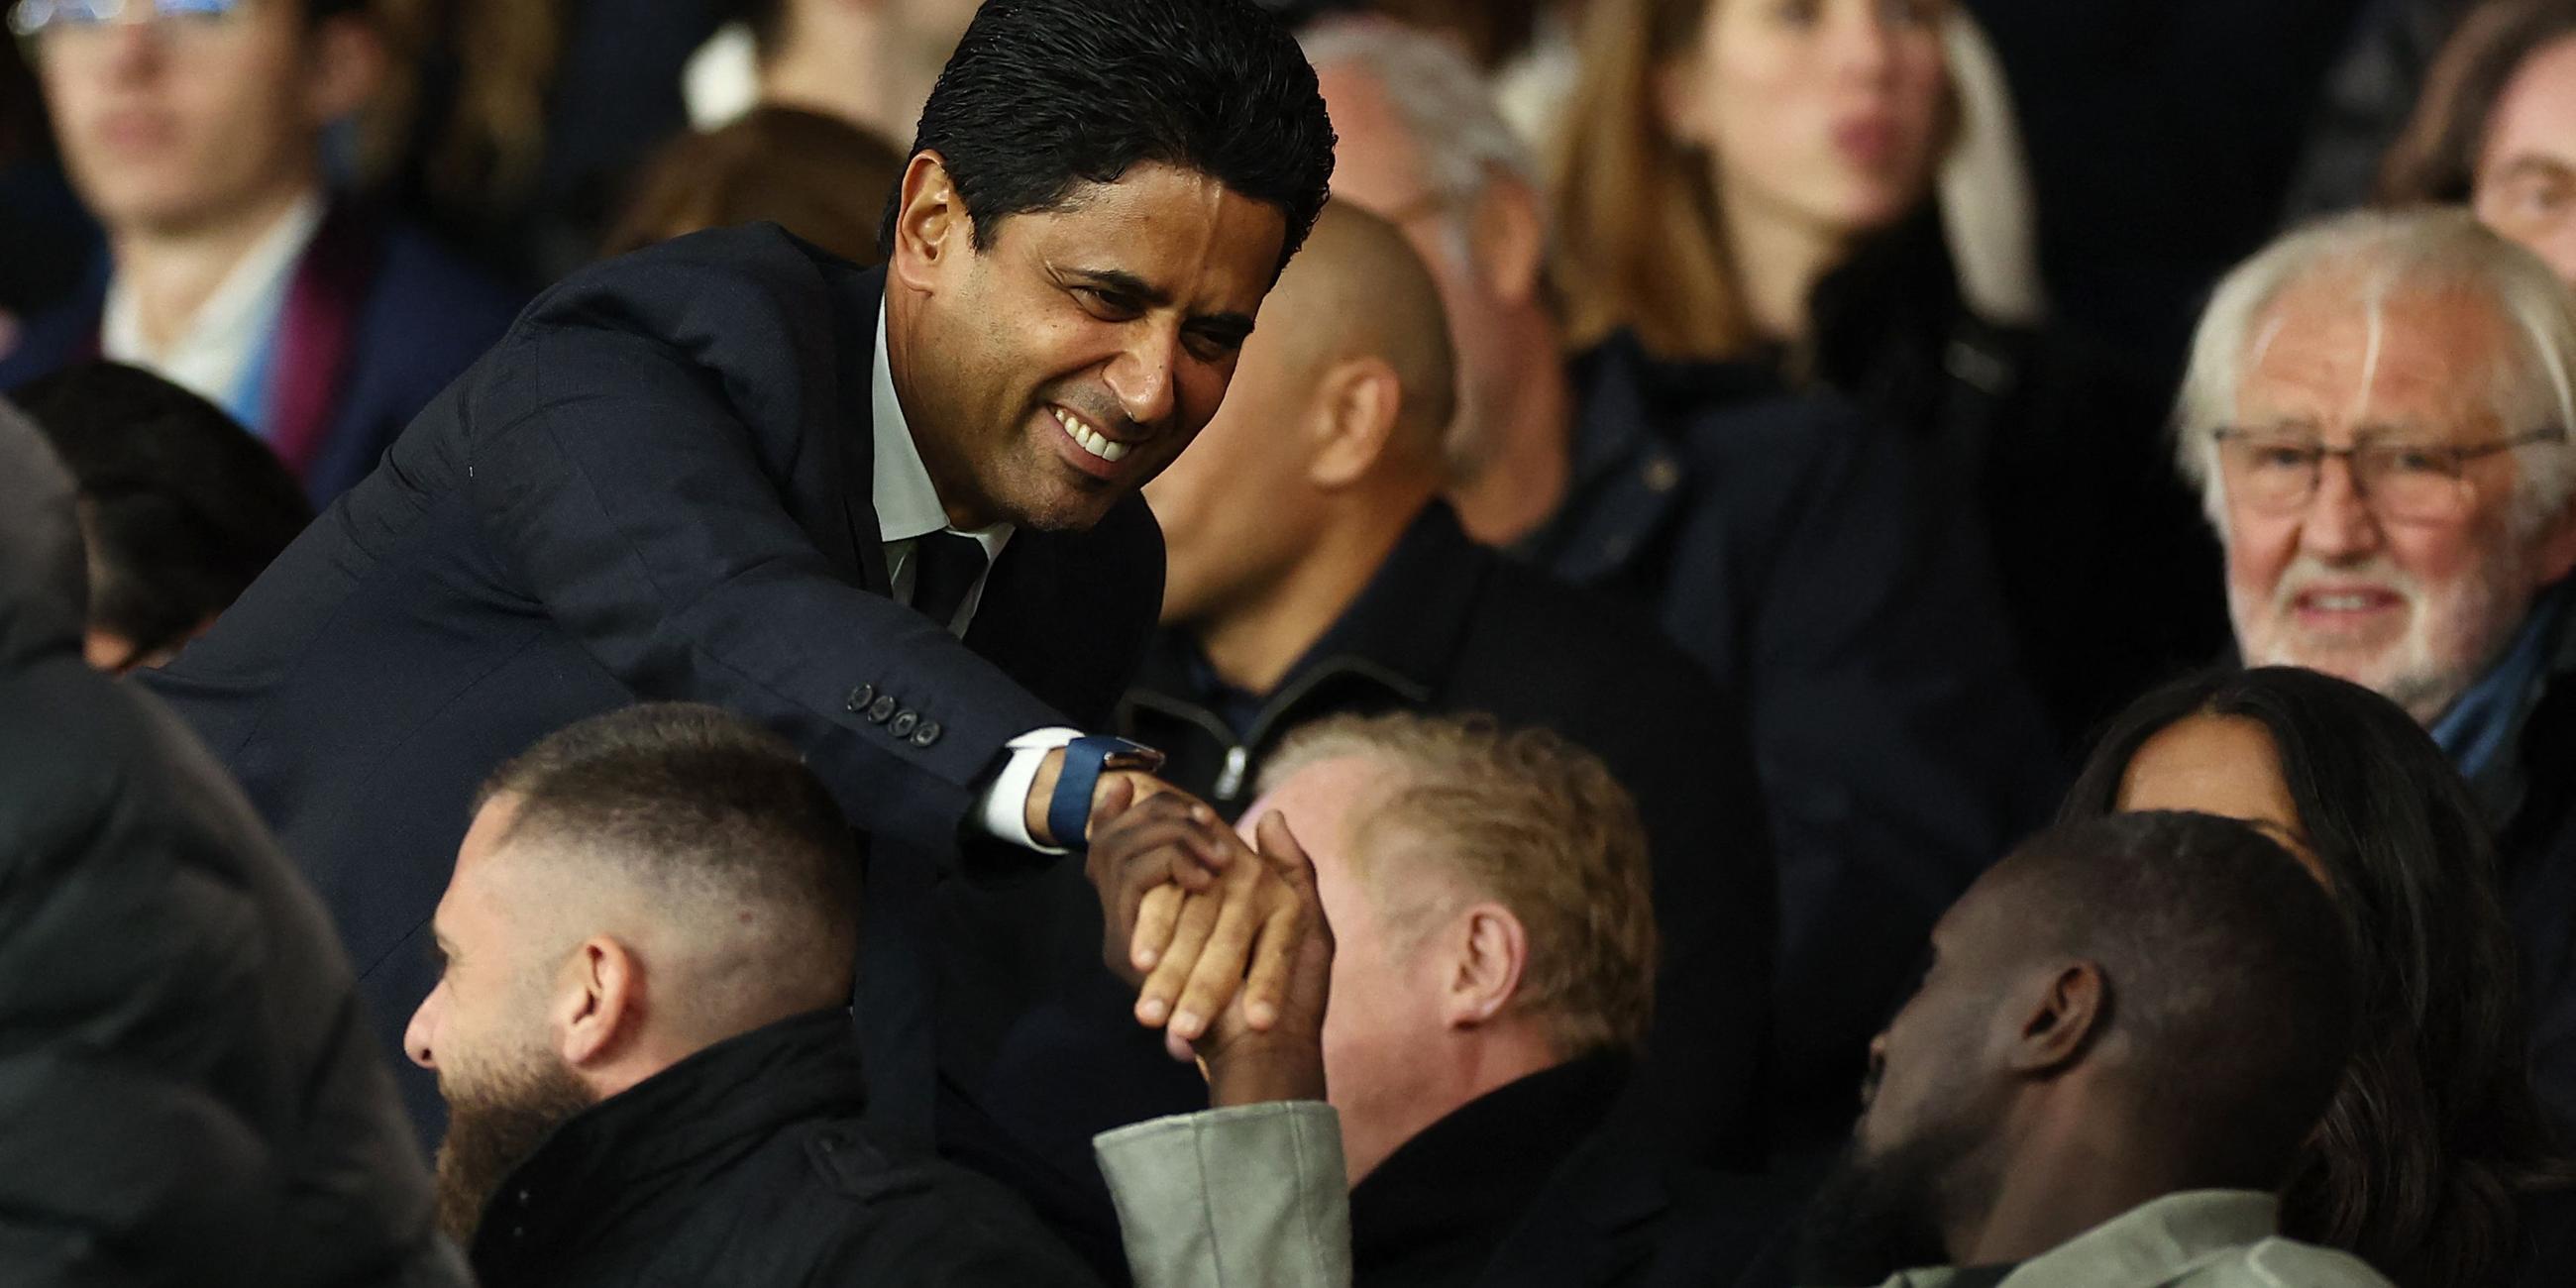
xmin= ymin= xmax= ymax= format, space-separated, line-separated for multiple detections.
xmin=881 ymin=0 xmax=1337 ymax=277
xmin=2062 ymin=667 xmax=2572 ymax=1288
xmin=601 ymin=107 xmax=905 ymax=265
xmin=2379 ymin=0 xmax=2576 ymax=205
xmin=479 ymin=702 xmax=862 ymax=943
xmin=10 ymin=363 xmax=312 ymax=669
xmin=2005 ymin=810 xmax=2359 ymax=1191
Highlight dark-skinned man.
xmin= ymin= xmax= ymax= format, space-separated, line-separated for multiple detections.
xmin=1119 ymin=200 xmax=1773 ymax=1165
xmin=137 ymin=0 xmax=1338 ymax=1253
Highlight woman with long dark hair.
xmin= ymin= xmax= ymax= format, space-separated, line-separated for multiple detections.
xmin=2063 ymin=666 xmax=2571 ymax=1288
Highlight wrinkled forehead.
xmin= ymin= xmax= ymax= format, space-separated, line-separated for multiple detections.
xmin=2237 ymin=273 xmax=2522 ymax=438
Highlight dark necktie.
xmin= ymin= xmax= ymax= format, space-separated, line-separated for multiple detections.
xmin=909 ymin=531 xmax=988 ymax=633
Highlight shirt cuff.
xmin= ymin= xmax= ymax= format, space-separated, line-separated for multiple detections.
xmin=972 ymin=727 xmax=1084 ymax=852
xmin=1094 ymin=1103 xmax=1351 ymax=1288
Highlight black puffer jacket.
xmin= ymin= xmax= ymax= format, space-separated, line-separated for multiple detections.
xmin=0 ymin=402 xmax=465 ymax=1287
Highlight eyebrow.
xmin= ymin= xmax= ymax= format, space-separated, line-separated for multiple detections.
xmin=1064 ymin=267 xmax=1257 ymax=340
xmin=2493 ymin=155 xmax=2576 ymax=185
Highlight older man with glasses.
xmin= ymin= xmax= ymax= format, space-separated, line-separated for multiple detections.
xmin=2175 ymin=206 xmax=2576 ymax=1125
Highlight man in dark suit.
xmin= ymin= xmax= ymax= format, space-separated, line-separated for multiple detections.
xmin=0 ymin=0 xmax=522 ymax=506
xmin=140 ymin=0 xmax=1338 ymax=1187
xmin=1120 ymin=201 xmax=1774 ymax=1167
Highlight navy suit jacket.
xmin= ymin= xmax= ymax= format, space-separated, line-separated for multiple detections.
xmin=0 ymin=200 xmax=519 ymax=506
xmin=141 ymin=226 xmax=1166 ymax=1152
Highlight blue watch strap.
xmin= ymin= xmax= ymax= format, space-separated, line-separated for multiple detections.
xmin=1047 ymin=736 xmax=1155 ymax=851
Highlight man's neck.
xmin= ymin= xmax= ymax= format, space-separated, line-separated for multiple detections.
xmin=1448 ymin=320 xmax=1573 ymax=545
xmin=1718 ymin=182 xmax=1849 ymax=348
xmin=761 ymin=19 xmax=939 ymax=146
xmin=1950 ymin=1117 xmax=2208 ymax=1267
xmin=1195 ymin=497 xmax=1422 ymax=696
xmin=110 ymin=182 xmax=317 ymax=354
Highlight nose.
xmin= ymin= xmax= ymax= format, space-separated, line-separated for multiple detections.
xmin=101 ymin=21 xmax=167 ymax=79
xmin=2297 ymin=453 xmax=2386 ymax=564
xmin=1103 ymin=325 xmax=1182 ymax=432
xmin=1831 ymin=4 xmax=1900 ymax=80
xmin=405 ymin=983 xmax=444 ymax=1071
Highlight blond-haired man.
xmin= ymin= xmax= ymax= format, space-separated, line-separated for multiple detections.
xmin=1093 ymin=711 xmax=1782 ymax=1288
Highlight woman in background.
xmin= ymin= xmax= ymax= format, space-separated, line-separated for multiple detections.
xmin=2063 ymin=667 xmax=2574 ymax=1288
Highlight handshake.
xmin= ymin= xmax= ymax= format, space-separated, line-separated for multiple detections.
xmin=1023 ymin=753 xmax=1335 ymax=1107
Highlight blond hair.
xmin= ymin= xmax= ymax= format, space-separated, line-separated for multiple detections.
xmin=1261 ymin=712 xmax=1658 ymax=1058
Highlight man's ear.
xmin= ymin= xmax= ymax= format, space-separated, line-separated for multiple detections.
xmin=1306 ymin=355 xmax=1406 ymax=490
xmin=553 ymin=936 xmax=642 ymax=1072
xmin=306 ymin=15 xmax=387 ymax=126
xmin=888 ymin=152 xmax=971 ymax=294
xmin=1467 ymin=175 xmax=1546 ymax=306
xmin=1440 ymin=903 xmax=1529 ymax=1030
xmin=2004 ymin=960 xmax=2104 ymax=1076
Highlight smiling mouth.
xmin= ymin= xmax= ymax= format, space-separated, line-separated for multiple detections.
xmin=1050 ymin=406 xmax=1130 ymax=464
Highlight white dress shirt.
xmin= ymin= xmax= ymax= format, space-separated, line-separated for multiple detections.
xmin=102 ymin=192 xmax=326 ymax=430
xmin=870 ymin=303 xmax=1080 ymax=851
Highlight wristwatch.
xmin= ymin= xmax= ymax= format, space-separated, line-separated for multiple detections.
xmin=1046 ymin=735 xmax=1165 ymax=851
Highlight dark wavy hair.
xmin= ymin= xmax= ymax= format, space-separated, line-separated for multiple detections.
xmin=2062 ymin=666 xmax=2570 ymax=1288
xmin=2378 ymin=0 xmax=2576 ymax=205
xmin=881 ymin=0 xmax=1337 ymax=277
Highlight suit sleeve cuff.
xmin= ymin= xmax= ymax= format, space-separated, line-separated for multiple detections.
xmin=1094 ymin=1102 xmax=1351 ymax=1288
xmin=971 ymin=727 xmax=1084 ymax=852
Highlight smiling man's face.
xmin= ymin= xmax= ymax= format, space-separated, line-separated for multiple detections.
xmin=889 ymin=159 xmax=1287 ymax=533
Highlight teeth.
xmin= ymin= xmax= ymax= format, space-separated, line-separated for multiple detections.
xmin=1051 ymin=408 xmax=1129 ymax=463
xmin=2309 ymin=593 xmax=2382 ymax=611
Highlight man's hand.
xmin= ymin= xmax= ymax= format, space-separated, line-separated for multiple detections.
xmin=1086 ymin=794 xmax=1306 ymax=1048
xmin=1025 ymin=747 xmax=1169 ymax=847
xmin=1194 ymin=812 xmax=1333 ymax=1107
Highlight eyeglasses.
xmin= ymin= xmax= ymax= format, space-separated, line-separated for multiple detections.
xmin=2209 ymin=427 xmax=2564 ymax=522
xmin=8 ymin=0 xmax=242 ymax=39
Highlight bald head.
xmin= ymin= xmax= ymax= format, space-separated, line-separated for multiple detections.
xmin=1264 ymin=200 xmax=1459 ymax=470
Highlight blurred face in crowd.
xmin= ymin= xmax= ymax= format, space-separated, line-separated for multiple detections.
xmin=405 ymin=796 xmax=595 ymax=1242
xmin=876 ymin=0 xmax=982 ymax=81
xmin=1310 ymin=58 xmax=1528 ymax=474
xmin=2217 ymin=280 xmax=2576 ymax=724
xmin=2113 ymin=715 xmax=2325 ymax=884
xmin=2475 ymin=36 xmax=2576 ymax=285
xmin=1801 ymin=870 xmax=2025 ymax=1281
xmin=1243 ymin=756 xmax=1460 ymax=1185
xmin=886 ymin=158 xmax=1287 ymax=533
xmin=1662 ymin=0 xmax=1952 ymax=241
xmin=32 ymin=0 xmax=375 ymax=236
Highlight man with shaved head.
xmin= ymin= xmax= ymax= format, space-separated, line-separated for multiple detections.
xmin=1118 ymin=200 xmax=1776 ymax=1165
xmin=404 ymin=702 xmax=1102 ymax=1285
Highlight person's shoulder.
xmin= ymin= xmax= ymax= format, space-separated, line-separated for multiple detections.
xmin=2226 ymin=1235 xmax=2397 ymax=1287
xmin=794 ymin=1127 xmax=1098 ymax=1284
xmin=1476 ymin=549 xmax=1720 ymax=696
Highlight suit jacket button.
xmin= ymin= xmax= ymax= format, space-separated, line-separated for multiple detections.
xmin=845 ymin=684 xmax=877 ymax=714
xmin=890 ymin=710 xmax=919 ymax=738
xmin=912 ymin=721 xmax=942 ymax=748
xmin=868 ymin=696 xmax=899 ymax=723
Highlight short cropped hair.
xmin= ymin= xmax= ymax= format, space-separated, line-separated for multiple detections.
xmin=1261 ymin=712 xmax=1657 ymax=1059
xmin=884 ymin=0 xmax=1337 ymax=277
xmin=2173 ymin=208 xmax=2576 ymax=538
xmin=478 ymin=704 xmax=861 ymax=1014
xmin=12 ymin=362 xmax=311 ymax=664
xmin=2003 ymin=810 xmax=2358 ymax=1190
